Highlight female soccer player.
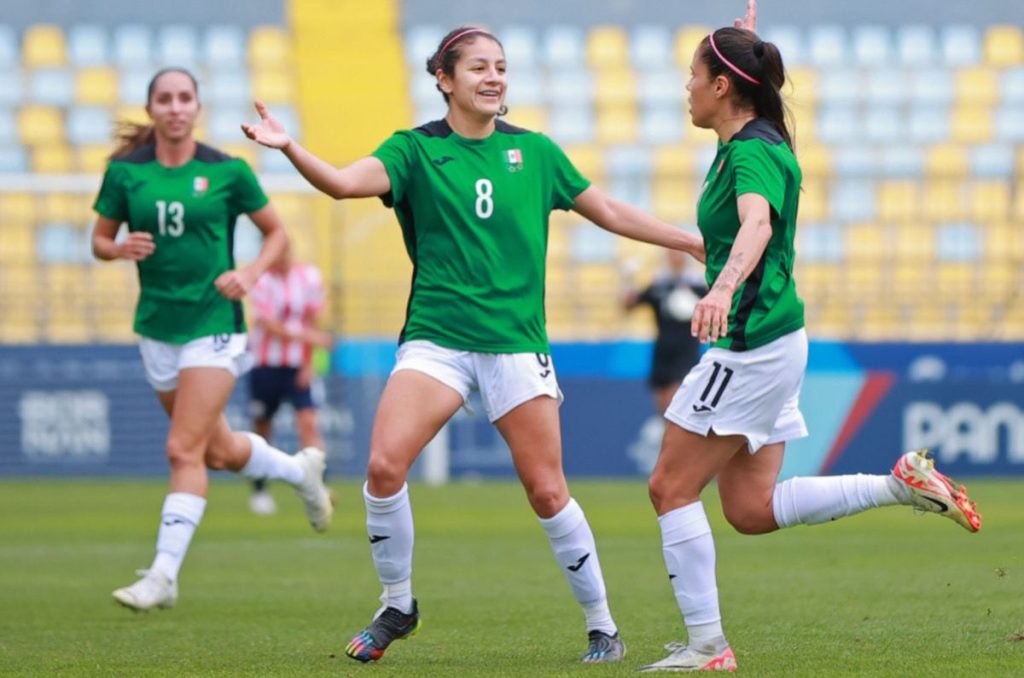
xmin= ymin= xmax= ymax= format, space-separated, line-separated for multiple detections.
xmin=243 ymin=26 xmax=707 ymax=664
xmin=638 ymin=28 xmax=982 ymax=673
xmin=91 ymin=68 xmax=334 ymax=612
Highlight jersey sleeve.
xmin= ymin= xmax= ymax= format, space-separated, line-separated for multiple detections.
xmin=371 ymin=131 xmax=416 ymax=207
xmin=231 ymin=159 xmax=271 ymax=214
xmin=542 ymin=134 xmax=591 ymax=211
xmin=93 ymin=163 xmax=129 ymax=222
xmin=732 ymin=141 xmax=785 ymax=216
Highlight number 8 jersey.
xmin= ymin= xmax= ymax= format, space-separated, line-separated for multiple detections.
xmin=93 ymin=142 xmax=269 ymax=343
xmin=372 ymin=119 xmax=590 ymax=354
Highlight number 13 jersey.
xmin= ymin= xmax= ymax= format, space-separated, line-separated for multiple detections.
xmin=93 ymin=142 xmax=269 ymax=343
xmin=372 ymin=119 xmax=590 ymax=354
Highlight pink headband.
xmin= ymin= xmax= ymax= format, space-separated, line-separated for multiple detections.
xmin=709 ymin=32 xmax=761 ymax=86
xmin=437 ymin=28 xmax=488 ymax=61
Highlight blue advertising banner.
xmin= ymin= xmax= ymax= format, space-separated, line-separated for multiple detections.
xmin=1 ymin=342 xmax=1022 ymax=478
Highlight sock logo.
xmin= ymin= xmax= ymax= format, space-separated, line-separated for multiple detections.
xmin=369 ymin=534 xmax=391 ymax=544
xmin=162 ymin=518 xmax=187 ymax=527
xmin=567 ymin=553 xmax=590 ymax=572
xmin=668 ymin=574 xmax=677 ymax=580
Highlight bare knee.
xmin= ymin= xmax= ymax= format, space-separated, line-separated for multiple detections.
xmin=524 ymin=481 xmax=568 ymax=518
xmin=366 ymin=451 xmax=410 ymax=497
xmin=166 ymin=436 xmax=204 ymax=471
xmin=204 ymin=432 xmax=247 ymax=472
xmin=648 ymin=469 xmax=700 ymax=516
xmin=721 ymin=501 xmax=777 ymax=535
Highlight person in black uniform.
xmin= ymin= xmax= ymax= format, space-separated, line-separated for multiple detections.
xmin=623 ymin=249 xmax=708 ymax=415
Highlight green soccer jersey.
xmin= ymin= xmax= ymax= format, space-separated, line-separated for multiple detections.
xmin=372 ymin=119 xmax=590 ymax=353
xmin=93 ymin=142 xmax=269 ymax=344
xmin=697 ymin=118 xmax=805 ymax=351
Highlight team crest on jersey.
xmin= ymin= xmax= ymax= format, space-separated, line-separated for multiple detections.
xmin=506 ymin=148 xmax=523 ymax=172
xmin=193 ymin=176 xmax=209 ymax=197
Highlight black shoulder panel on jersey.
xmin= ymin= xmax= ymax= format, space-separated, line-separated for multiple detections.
xmin=414 ymin=119 xmax=454 ymax=138
xmin=495 ymin=119 xmax=531 ymax=135
xmin=194 ymin=142 xmax=234 ymax=163
xmin=732 ymin=118 xmax=784 ymax=145
xmin=113 ymin=142 xmax=157 ymax=164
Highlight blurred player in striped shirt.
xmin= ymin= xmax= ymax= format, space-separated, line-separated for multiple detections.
xmin=246 ymin=247 xmax=333 ymax=514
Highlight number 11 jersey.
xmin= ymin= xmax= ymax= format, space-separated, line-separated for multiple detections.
xmin=93 ymin=142 xmax=269 ymax=343
xmin=372 ymin=119 xmax=590 ymax=354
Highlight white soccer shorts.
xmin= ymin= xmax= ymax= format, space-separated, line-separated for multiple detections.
xmin=139 ymin=333 xmax=253 ymax=392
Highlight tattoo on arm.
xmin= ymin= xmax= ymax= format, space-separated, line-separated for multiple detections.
xmin=712 ymin=253 xmax=747 ymax=295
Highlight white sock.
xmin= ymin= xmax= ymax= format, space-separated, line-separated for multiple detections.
xmin=364 ymin=482 xmax=415 ymax=614
xmin=538 ymin=498 xmax=617 ymax=635
xmin=240 ymin=432 xmax=303 ymax=486
xmin=150 ymin=492 xmax=206 ymax=582
xmin=659 ymin=502 xmax=726 ymax=653
xmin=772 ymin=474 xmax=906 ymax=529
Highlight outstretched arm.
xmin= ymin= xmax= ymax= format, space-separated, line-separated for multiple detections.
xmin=571 ymin=186 xmax=705 ymax=262
xmin=241 ymin=101 xmax=390 ymax=200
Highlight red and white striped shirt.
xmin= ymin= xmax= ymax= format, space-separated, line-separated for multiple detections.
xmin=248 ymin=263 xmax=325 ymax=367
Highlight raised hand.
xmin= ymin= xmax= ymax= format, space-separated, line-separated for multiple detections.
xmin=734 ymin=0 xmax=758 ymax=33
xmin=117 ymin=231 xmax=156 ymax=261
xmin=241 ymin=100 xmax=292 ymax=149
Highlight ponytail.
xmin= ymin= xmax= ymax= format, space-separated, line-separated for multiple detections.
xmin=110 ymin=121 xmax=154 ymax=159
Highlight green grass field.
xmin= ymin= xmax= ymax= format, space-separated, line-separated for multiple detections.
xmin=0 ymin=478 xmax=1021 ymax=677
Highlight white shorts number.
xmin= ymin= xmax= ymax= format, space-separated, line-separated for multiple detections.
xmin=156 ymin=200 xmax=185 ymax=237
xmin=474 ymin=179 xmax=493 ymax=219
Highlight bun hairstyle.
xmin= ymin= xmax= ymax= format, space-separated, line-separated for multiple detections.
xmin=700 ymin=27 xmax=793 ymax=149
xmin=111 ymin=67 xmax=200 ymax=159
xmin=426 ymin=26 xmax=508 ymax=116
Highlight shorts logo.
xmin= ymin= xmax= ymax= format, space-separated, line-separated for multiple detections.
xmin=212 ymin=334 xmax=231 ymax=352
xmin=692 ymin=361 xmax=734 ymax=413
xmin=536 ymin=353 xmax=552 ymax=378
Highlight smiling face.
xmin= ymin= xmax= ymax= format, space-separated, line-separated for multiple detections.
xmin=437 ymin=36 xmax=507 ymax=121
xmin=146 ymin=70 xmax=200 ymax=143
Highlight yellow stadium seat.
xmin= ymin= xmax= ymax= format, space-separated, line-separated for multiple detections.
xmin=114 ymin=105 xmax=148 ymax=125
xmin=978 ymin=260 xmax=1016 ymax=299
xmin=23 ymin=24 xmax=67 ymax=68
xmin=924 ymin=144 xmax=968 ymax=177
xmin=32 ymin=144 xmax=74 ymax=173
xmin=921 ymin=180 xmax=966 ymax=222
xmin=0 ymin=192 xmax=37 ymax=225
xmin=844 ymin=222 xmax=886 ymax=261
xmin=844 ymin=261 xmax=885 ymax=300
xmin=505 ymin=105 xmax=547 ymax=134
xmin=787 ymin=67 xmax=819 ymax=104
xmin=217 ymin=142 xmax=258 ymax=167
xmin=893 ymin=223 xmax=935 ymax=261
xmin=907 ymin=306 xmax=948 ymax=341
xmin=652 ymin=177 xmax=695 ymax=222
xmin=563 ymin=144 xmax=605 ymax=179
xmin=1012 ymin=187 xmax=1024 ymax=222
xmin=795 ymin=263 xmax=838 ymax=299
xmin=983 ymin=24 xmax=1024 ymax=67
xmin=251 ymin=69 xmax=295 ymax=104
xmin=950 ymin=105 xmax=993 ymax=143
xmin=0 ymin=312 xmax=41 ymax=343
xmin=891 ymin=261 xmax=930 ymax=301
xmin=18 ymin=105 xmax=64 ymax=146
xmin=936 ymin=262 xmax=974 ymax=299
xmin=595 ymin=104 xmax=638 ymax=144
xmin=789 ymin=103 xmax=816 ymax=146
xmin=957 ymin=302 xmax=995 ymax=340
xmin=674 ymin=25 xmax=712 ymax=69
xmin=878 ymin=181 xmax=920 ymax=222
xmin=248 ymin=26 xmax=292 ymax=69
xmin=798 ymin=144 xmax=831 ymax=179
xmin=809 ymin=304 xmax=851 ymax=339
xmin=594 ymin=68 xmax=635 ymax=106
xmin=75 ymin=67 xmax=119 ymax=106
xmin=46 ymin=304 xmax=91 ymax=343
xmin=967 ymin=181 xmax=1011 ymax=222
xmin=41 ymin=192 xmax=89 ymax=223
xmin=797 ymin=179 xmax=827 ymax=222
xmin=653 ymin=144 xmax=693 ymax=179
xmin=955 ymin=66 xmax=999 ymax=105
xmin=77 ymin=144 xmax=112 ymax=173
xmin=859 ymin=306 xmax=902 ymax=340
xmin=586 ymin=25 xmax=629 ymax=68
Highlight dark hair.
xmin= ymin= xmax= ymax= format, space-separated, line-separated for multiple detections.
xmin=111 ymin=67 xmax=200 ymax=158
xmin=699 ymin=28 xmax=793 ymax=148
xmin=425 ymin=26 xmax=507 ymax=116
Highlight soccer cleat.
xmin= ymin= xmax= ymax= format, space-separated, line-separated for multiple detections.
xmin=112 ymin=569 xmax=177 ymax=612
xmin=891 ymin=449 xmax=982 ymax=533
xmin=639 ymin=642 xmax=737 ymax=673
xmin=345 ymin=599 xmax=421 ymax=663
xmin=249 ymin=489 xmax=278 ymax=516
xmin=581 ymin=630 xmax=625 ymax=663
xmin=292 ymin=447 xmax=333 ymax=532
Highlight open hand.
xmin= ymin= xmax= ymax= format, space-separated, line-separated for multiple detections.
xmin=241 ymin=101 xmax=292 ymax=149
xmin=691 ymin=288 xmax=731 ymax=343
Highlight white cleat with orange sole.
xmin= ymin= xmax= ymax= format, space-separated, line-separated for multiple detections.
xmin=640 ymin=642 xmax=737 ymax=673
xmin=891 ymin=449 xmax=982 ymax=533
